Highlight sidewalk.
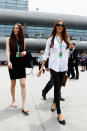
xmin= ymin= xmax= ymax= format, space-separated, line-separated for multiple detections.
xmin=0 ymin=66 xmax=87 ymax=131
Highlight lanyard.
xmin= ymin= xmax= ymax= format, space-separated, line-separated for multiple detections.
xmin=56 ymin=35 xmax=62 ymax=50
xmin=16 ymin=40 xmax=20 ymax=57
xmin=16 ymin=40 xmax=20 ymax=52
xmin=56 ymin=35 xmax=63 ymax=58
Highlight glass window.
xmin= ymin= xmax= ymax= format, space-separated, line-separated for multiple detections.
xmin=0 ymin=27 xmax=5 ymax=32
xmin=0 ymin=0 xmax=6 ymax=2
xmin=0 ymin=0 xmax=28 ymax=10
xmin=16 ymin=4 xmax=26 ymax=8
xmin=7 ymin=0 xmax=16 ymax=4
xmin=7 ymin=3 xmax=16 ymax=6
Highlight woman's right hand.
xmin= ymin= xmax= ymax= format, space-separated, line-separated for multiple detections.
xmin=20 ymin=51 xmax=26 ymax=57
xmin=45 ymin=68 xmax=49 ymax=71
xmin=8 ymin=61 xmax=13 ymax=69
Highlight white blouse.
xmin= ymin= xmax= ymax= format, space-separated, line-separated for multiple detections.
xmin=43 ymin=36 xmax=69 ymax=72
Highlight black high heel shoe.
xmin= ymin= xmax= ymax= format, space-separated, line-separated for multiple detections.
xmin=57 ymin=117 xmax=66 ymax=125
xmin=51 ymin=107 xmax=56 ymax=112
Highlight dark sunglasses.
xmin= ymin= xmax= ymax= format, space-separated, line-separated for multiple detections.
xmin=56 ymin=24 xmax=64 ymax=27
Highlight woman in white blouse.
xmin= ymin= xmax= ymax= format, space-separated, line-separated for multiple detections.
xmin=37 ymin=19 xmax=70 ymax=125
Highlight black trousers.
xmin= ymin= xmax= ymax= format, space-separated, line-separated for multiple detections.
xmin=42 ymin=72 xmax=62 ymax=98
xmin=50 ymin=69 xmax=66 ymax=114
xmin=67 ymin=61 xmax=74 ymax=77
xmin=73 ymin=63 xmax=79 ymax=78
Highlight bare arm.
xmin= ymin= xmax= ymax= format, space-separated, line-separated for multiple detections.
xmin=6 ymin=37 xmax=13 ymax=69
xmin=37 ymin=38 xmax=51 ymax=77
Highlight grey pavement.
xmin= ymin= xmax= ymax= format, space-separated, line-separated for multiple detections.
xmin=0 ymin=66 xmax=87 ymax=131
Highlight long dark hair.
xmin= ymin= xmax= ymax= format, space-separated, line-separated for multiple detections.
xmin=9 ymin=23 xmax=24 ymax=55
xmin=50 ymin=20 xmax=70 ymax=48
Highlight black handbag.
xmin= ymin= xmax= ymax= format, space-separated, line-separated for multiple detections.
xmin=23 ymin=51 xmax=33 ymax=68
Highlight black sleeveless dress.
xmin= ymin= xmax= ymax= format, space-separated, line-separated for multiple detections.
xmin=9 ymin=42 xmax=26 ymax=80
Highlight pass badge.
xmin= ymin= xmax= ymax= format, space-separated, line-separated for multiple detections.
xmin=16 ymin=51 xmax=20 ymax=57
xmin=59 ymin=52 xmax=62 ymax=58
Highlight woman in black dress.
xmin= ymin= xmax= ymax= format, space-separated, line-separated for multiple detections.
xmin=6 ymin=23 xmax=29 ymax=113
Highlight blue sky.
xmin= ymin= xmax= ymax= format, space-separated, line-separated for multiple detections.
xmin=29 ymin=0 xmax=87 ymax=16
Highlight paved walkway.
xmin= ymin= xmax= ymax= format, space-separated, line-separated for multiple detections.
xmin=0 ymin=66 xmax=87 ymax=131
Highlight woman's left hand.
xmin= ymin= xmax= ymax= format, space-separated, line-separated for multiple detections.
xmin=20 ymin=51 xmax=26 ymax=57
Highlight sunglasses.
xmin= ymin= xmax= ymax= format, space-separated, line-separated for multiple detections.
xmin=56 ymin=24 xmax=64 ymax=27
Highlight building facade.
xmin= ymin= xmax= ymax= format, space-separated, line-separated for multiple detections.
xmin=27 ymin=26 xmax=87 ymax=41
xmin=0 ymin=0 xmax=87 ymax=41
xmin=0 ymin=0 xmax=28 ymax=61
xmin=1 ymin=7 xmax=87 ymax=62
xmin=0 ymin=0 xmax=28 ymax=10
xmin=0 ymin=0 xmax=28 ymax=37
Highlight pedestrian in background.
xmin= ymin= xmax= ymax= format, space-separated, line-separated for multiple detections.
xmin=37 ymin=50 xmax=45 ymax=73
xmin=37 ymin=19 xmax=70 ymax=125
xmin=70 ymin=43 xmax=79 ymax=79
xmin=80 ymin=54 xmax=86 ymax=71
xmin=6 ymin=23 xmax=29 ymax=114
